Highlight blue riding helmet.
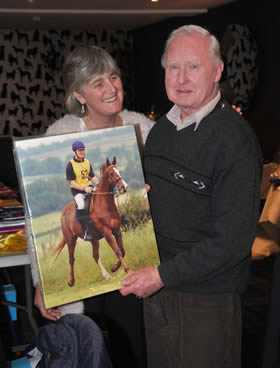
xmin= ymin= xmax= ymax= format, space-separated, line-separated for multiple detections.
xmin=72 ymin=140 xmax=85 ymax=152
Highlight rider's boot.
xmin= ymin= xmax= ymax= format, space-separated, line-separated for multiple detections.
xmin=83 ymin=225 xmax=93 ymax=241
xmin=76 ymin=209 xmax=92 ymax=240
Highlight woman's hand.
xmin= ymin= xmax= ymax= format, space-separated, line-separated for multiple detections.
xmin=34 ymin=283 xmax=61 ymax=321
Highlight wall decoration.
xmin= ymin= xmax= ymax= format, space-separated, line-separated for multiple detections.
xmin=220 ymin=24 xmax=259 ymax=112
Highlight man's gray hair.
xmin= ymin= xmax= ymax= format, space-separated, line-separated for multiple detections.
xmin=161 ymin=25 xmax=222 ymax=68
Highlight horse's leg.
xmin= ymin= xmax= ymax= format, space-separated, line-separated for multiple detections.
xmin=111 ymin=229 xmax=125 ymax=272
xmin=91 ymin=239 xmax=112 ymax=280
xmin=67 ymin=236 xmax=77 ymax=287
xmin=103 ymin=228 xmax=129 ymax=273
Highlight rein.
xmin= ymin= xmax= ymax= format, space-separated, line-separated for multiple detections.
xmin=91 ymin=191 xmax=114 ymax=195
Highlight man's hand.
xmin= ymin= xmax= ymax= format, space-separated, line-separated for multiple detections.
xmin=34 ymin=283 xmax=61 ymax=321
xmin=85 ymin=186 xmax=93 ymax=193
xmin=120 ymin=266 xmax=164 ymax=298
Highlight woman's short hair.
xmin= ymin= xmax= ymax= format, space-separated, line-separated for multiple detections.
xmin=161 ymin=25 xmax=222 ymax=68
xmin=63 ymin=45 xmax=121 ymax=116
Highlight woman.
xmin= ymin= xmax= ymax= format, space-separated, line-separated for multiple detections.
xmin=29 ymin=45 xmax=154 ymax=368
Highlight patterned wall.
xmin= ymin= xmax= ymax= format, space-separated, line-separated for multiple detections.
xmin=0 ymin=29 xmax=134 ymax=136
xmin=220 ymin=24 xmax=259 ymax=112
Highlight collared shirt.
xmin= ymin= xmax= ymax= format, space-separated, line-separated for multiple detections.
xmin=166 ymin=91 xmax=221 ymax=131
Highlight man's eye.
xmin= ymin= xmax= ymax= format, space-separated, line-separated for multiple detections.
xmin=111 ymin=74 xmax=119 ymax=80
xmin=169 ymin=65 xmax=179 ymax=71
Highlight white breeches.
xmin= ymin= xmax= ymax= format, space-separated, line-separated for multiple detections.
xmin=74 ymin=193 xmax=87 ymax=210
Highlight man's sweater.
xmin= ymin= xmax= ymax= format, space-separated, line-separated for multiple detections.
xmin=144 ymin=99 xmax=263 ymax=294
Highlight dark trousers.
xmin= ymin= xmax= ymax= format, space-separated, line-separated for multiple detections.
xmin=261 ymin=256 xmax=280 ymax=368
xmin=144 ymin=290 xmax=241 ymax=368
xmin=84 ymin=291 xmax=147 ymax=368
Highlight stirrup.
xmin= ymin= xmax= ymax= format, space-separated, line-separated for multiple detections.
xmin=83 ymin=228 xmax=92 ymax=240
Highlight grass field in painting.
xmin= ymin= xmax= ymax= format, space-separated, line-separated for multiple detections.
xmin=32 ymin=191 xmax=160 ymax=308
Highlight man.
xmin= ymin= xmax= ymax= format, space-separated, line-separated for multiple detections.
xmin=120 ymin=25 xmax=262 ymax=368
xmin=66 ymin=140 xmax=99 ymax=240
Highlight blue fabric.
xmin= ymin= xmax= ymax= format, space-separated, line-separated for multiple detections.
xmin=36 ymin=314 xmax=112 ymax=368
xmin=11 ymin=356 xmax=31 ymax=368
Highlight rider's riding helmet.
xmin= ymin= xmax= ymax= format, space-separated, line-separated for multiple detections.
xmin=72 ymin=140 xmax=85 ymax=152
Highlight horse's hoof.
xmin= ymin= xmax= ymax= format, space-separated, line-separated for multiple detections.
xmin=68 ymin=280 xmax=75 ymax=287
xmin=111 ymin=262 xmax=121 ymax=273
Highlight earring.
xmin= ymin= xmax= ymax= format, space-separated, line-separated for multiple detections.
xmin=81 ymin=104 xmax=85 ymax=114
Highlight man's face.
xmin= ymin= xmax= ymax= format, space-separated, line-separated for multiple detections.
xmin=73 ymin=72 xmax=123 ymax=121
xmin=75 ymin=148 xmax=85 ymax=161
xmin=165 ymin=32 xmax=223 ymax=121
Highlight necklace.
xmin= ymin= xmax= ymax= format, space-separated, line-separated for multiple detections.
xmin=83 ymin=114 xmax=123 ymax=130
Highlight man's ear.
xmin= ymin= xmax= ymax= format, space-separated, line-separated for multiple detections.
xmin=215 ymin=61 xmax=224 ymax=83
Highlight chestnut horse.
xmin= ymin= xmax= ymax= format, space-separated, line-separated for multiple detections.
xmin=53 ymin=157 xmax=129 ymax=287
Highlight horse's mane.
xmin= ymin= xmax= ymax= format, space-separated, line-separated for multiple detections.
xmin=100 ymin=163 xmax=106 ymax=176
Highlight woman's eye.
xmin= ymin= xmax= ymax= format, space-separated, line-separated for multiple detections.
xmin=94 ymin=82 xmax=103 ymax=88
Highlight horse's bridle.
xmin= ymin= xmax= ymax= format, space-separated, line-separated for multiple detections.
xmin=90 ymin=165 xmax=124 ymax=196
xmin=104 ymin=164 xmax=123 ymax=187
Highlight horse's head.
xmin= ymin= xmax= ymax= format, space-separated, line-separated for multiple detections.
xmin=103 ymin=156 xmax=128 ymax=196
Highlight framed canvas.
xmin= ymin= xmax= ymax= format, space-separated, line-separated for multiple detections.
xmin=13 ymin=125 xmax=160 ymax=308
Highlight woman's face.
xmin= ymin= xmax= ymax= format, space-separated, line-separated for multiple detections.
xmin=73 ymin=72 xmax=124 ymax=120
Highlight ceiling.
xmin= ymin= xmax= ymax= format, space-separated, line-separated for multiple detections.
xmin=0 ymin=0 xmax=236 ymax=30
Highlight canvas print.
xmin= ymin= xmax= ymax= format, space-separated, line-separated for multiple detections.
xmin=13 ymin=125 xmax=160 ymax=308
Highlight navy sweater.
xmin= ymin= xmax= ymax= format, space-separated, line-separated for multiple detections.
xmin=144 ymin=99 xmax=262 ymax=294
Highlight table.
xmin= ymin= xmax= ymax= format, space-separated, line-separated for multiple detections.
xmin=0 ymin=252 xmax=39 ymax=343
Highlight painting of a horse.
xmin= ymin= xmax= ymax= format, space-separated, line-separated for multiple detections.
xmin=53 ymin=156 xmax=129 ymax=287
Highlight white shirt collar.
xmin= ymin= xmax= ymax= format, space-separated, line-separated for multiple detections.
xmin=166 ymin=91 xmax=221 ymax=131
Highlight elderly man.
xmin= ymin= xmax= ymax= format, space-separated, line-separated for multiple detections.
xmin=120 ymin=25 xmax=262 ymax=368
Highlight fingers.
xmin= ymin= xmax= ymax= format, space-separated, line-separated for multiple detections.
xmin=145 ymin=184 xmax=151 ymax=192
xmin=119 ymin=287 xmax=131 ymax=297
xmin=34 ymin=282 xmax=61 ymax=321
xmin=120 ymin=267 xmax=163 ymax=298
xmin=232 ymin=105 xmax=243 ymax=115
xmin=40 ymin=307 xmax=61 ymax=321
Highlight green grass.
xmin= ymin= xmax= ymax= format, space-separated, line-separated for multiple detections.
xmin=34 ymin=216 xmax=159 ymax=308
xmin=31 ymin=189 xmax=160 ymax=308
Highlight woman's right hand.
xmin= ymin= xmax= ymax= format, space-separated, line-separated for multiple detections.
xmin=34 ymin=283 xmax=61 ymax=321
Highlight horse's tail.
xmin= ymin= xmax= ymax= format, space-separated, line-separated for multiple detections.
xmin=52 ymin=237 xmax=66 ymax=262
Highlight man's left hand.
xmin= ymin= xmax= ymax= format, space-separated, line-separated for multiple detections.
xmin=120 ymin=266 xmax=164 ymax=298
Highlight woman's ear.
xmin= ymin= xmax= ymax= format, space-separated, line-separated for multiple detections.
xmin=72 ymin=91 xmax=85 ymax=105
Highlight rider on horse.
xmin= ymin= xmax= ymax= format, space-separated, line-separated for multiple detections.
xmin=66 ymin=140 xmax=99 ymax=240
